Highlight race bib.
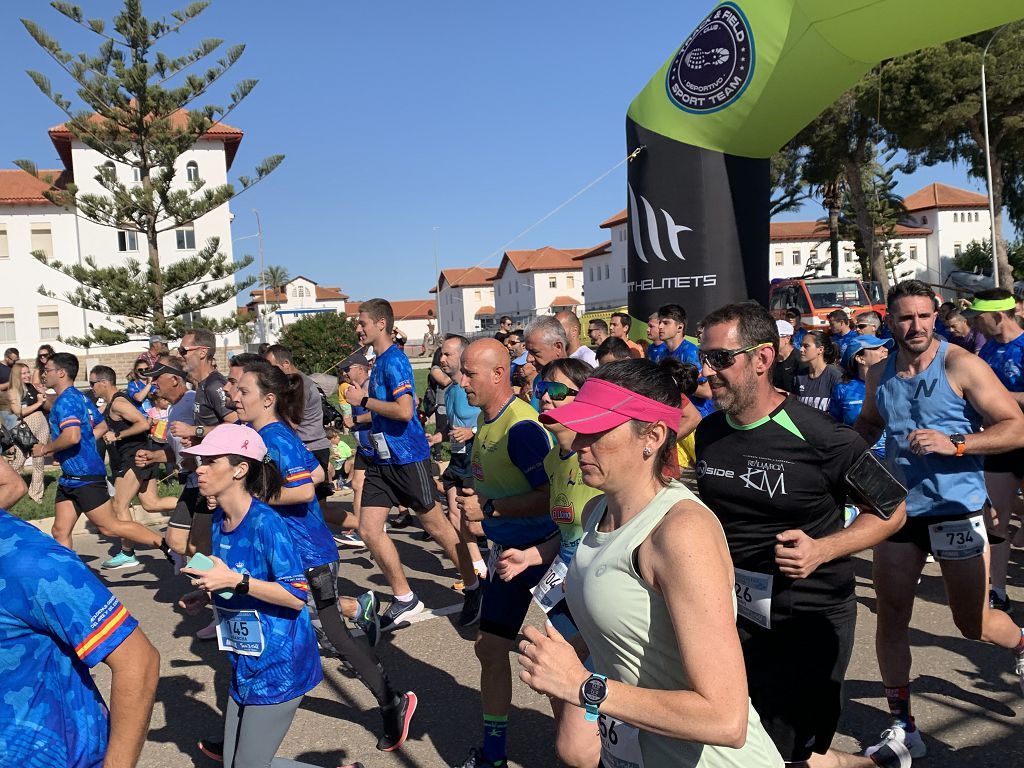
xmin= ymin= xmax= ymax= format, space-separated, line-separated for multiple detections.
xmin=734 ymin=568 xmax=773 ymax=630
xmin=599 ymin=714 xmax=644 ymax=768
xmin=531 ymin=558 xmax=568 ymax=613
xmin=215 ymin=607 xmax=265 ymax=657
xmin=370 ymin=432 xmax=391 ymax=461
xmin=928 ymin=515 xmax=987 ymax=561
xmin=487 ymin=544 xmax=503 ymax=577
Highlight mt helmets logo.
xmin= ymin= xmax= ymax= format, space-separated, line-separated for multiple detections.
xmin=666 ymin=2 xmax=754 ymax=114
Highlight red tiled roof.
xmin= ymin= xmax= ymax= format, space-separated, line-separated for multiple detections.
xmin=600 ymin=209 xmax=627 ymax=228
xmin=550 ymin=295 xmax=582 ymax=308
xmin=475 ymin=305 xmax=496 ymax=317
xmin=250 ymin=288 xmax=287 ymax=303
xmin=490 ymin=246 xmax=589 ymax=280
xmin=345 ymin=299 xmax=437 ymax=321
xmin=315 ymin=286 xmax=348 ymax=301
xmin=49 ymin=109 xmax=244 ymax=170
xmin=769 ymin=221 xmax=931 ymax=242
xmin=0 ymin=169 xmax=69 ymax=206
xmin=435 ymin=267 xmax=498 ymax=292
xmin=904 ymin=182 xmax=988 ymax=212
xmin=573 ymin=240 xmax=612 ymax=261
xmin=248 ymin=280 xmax=348 ymax=304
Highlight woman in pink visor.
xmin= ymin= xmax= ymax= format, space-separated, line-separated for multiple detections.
xmin=517 ymin=358 xmax=783 ymax=768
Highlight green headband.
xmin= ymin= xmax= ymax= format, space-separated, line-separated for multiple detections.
xmin=968 ymin=297 xmax=1016 ymax=313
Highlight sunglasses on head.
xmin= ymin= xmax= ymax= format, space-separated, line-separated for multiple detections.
xmin=537 ymin=380 xmax=578 ymax=401
xmin=855 ymin=323 xmax=877 ymax=330
xmin=699 ymin=342 xmax=771 ymax=372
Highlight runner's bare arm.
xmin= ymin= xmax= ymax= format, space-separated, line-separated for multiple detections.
xmin=35 ymin=424 xmax=81 ymax=455
xmin=853 ymin=361 xmax=886 ymax=446
xmin=0 ymin=457 xmax=27 ymax=507
xmin=102 ymin=627 xmax=159 ymax=768
xmin=946 ymin=348 xmax=1024 ymax=453
xmin=111 ymin=397 xmax=150 ymax=440
xmin=678 ymin=399 xmax=701 ymax=439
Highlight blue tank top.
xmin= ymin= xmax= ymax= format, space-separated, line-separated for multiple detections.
xmin=876 ymin=339 xmax=986 ymax=518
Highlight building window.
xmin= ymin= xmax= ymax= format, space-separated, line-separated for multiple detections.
xmin=844 ymin=249 xmax=854 ymax=263
xmin=622 ymin=267 xmax=627 ymax=281
xmin=0 ymin=228 xmax=8 ymax=260
xmin=774 ymin=250 xmax=783 ymax=266
xmin=496 ymin=284 xmax=500 ymax=296
xmin=792 ymin=250 xmax=801 ymax=266
xmin=909 ymin=245 xmax=918 ymax=260
xmin=809 ymin=249 xmax=818 ymax=263
xmin=30 ymin=226 xmax=53 ymax=259
xmin=186 ymin=161 xmax=199 ymax=182
xmin=549 ymin=275 xmax=557 ymax=289
xmin=604 ymin=264 xmax=610 ymax=279
xmin=617 ymin=228 xmax=626 ymax=242
xmin=38 ymin=306 xmax=59 ymax=341
xmin=975 ymin=212 xmax=980 ymax=222
xmin=175 ymin=225 xmax=196 ymax=250
xmin=132 ymin=167 xmax=142 ymax=183
xmin=954 ymin=242 xmax=962 ymax=257
xmin=0 ymin=309 xmax=14 ymax=343
xmin=953 ymin=212 xmax=958 ymax=223
xmin=922 ymin=215 xmax=928 ymax=225
xmin=117 ymin=230 xmax=138 ymax=252
xmin=566 ymin=275 xmax=575 ymax=289
xmin=473 ymin=289 xmax=481 ymax=301
xmin=588 ymin=267 xmax=594 ymax=281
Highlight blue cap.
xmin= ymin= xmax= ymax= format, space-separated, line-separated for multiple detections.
xmin=841 ymin=334 xmax=895 ymax=372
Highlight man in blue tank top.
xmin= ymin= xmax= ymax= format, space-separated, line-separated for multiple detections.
xmin=963 ymin=288 xmax=1024 ymax=615
xmin=855 ymin=280 xmax=1024 ymax=756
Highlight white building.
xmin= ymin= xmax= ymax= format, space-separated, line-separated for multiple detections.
xmin=431 ymin=267 xmax=498 ymax=336
xmin=246 ymin=275 xmax=349 ymax=343
xmin=489 ymin=246 xmax=589 ymax=326
xmin=344 ymin=298 xmax=438 ymax=351
xmin=583 ymin=182 xmax=993 ymax=312
xmin=0 ymin=112 xmax=242 ymax=360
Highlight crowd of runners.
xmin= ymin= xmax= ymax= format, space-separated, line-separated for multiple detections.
xmin=0 ymin=282 xmax=1022 ymax=768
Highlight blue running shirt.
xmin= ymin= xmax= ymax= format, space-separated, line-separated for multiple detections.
xmin=257 ymin=421 xmax=338 ymax=570
xmin=828 ymin=379 xmax=885 ymax=457
xmin=646 ymin=342 xmax=667 ymax=362
xmin=366 ymin=345 xmax=429 ymax=465
xmin=0 ymin=513 xmax=139 ymax=768
xmin=979 ymin=334 xmax=1024 ymax=392
xmin=667 ymin=338 xmax=700 ymax=367
xmin=50 ymin=387 xmax=107 ymax=487
xmin=212 ymin=497 xmax=323 ymax=705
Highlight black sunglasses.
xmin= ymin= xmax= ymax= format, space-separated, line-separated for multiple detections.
xmin=699 ymin=343 xmax=770 ymax=372
xmin=536 ymin=380 xmax=578 ymax=401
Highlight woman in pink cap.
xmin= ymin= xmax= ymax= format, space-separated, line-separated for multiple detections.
xmin=517 ymin=359 xmax=783 ymax=768
xmin=178 ymin=424 xmax=366 ymax=768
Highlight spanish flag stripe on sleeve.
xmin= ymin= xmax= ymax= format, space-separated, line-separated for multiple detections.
xmin=290 ymin=581 xmax=309 ymax=592
xmin=392 ymin=384 xmax=412 ymax=396
xmin=59 ymin=417 xmax=81 ymax=429
xmin=75 ymin=605 xmax=129 ymax=660
xmin=285 ymin=471 xmax=312 ymax=483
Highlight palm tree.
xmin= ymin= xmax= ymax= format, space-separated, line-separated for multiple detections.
xmin=263 ymin=265 xmax=290 ymax=297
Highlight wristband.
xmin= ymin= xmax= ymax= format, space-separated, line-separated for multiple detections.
xmin=360 ymin=396 xmax=369 ymax=409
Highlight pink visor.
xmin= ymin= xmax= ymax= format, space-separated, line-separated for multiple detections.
xmin=182 ymin=423 xmax=268 ymax=462
xmin=539 ymin=378 xmax=685 ymax=434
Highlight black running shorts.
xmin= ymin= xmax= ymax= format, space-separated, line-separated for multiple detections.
xmin=441 ymin=452 xmax=474 ymax=492
xmin=886 ymin=510 xmax=996 ymax=555
xmin=480 ymin=559 xmax=549 ymax=641
xmin=361 ymin=459 xmax=436 ymax=513
xmin=55 ymin=481 xmax=110 ymax=515
xmin=739 ymin=604 xmax=856 ymax=762
xmin=354 ymin=452 xmax=372 ymax=472
xmin=984 ymin=447 xmax=1024 ymax=479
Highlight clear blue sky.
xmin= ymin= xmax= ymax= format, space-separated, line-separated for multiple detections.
xmin=0 ymin=1 xmax=1007 ymax=303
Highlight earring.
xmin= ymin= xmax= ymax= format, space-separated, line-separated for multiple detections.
xmin=643 ymin=446 xmax=653 ymax=458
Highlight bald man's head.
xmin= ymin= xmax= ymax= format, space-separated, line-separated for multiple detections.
xmin=462 ymin=338 xmax=512 ymax=410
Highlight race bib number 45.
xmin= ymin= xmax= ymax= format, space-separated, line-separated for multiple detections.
xmin=928 ymin=515 xmax=987 ymax=561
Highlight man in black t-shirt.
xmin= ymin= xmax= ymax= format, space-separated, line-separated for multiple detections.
xmin=695 ymin=303 xmax=908 ymax=768
xmin=771 ymin=320 xmax=800 ymax=394
xmin=493 ymin=315 xmax=513 ymax=343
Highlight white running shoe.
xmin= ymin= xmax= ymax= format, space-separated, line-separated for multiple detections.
xmin=866 ymin=723 xmax=925 ymax=761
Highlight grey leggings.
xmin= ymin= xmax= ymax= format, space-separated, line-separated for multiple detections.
xmin=223 ymin=695 xmax=320 ymax=768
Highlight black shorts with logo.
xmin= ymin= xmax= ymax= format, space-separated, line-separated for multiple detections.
xmin=167 ymin=486 xmax=208 ymax=530
xmin=361 ymin=458 xmax=436 ymax=513
xmin=886 ymin=510 xmax=995 ymax=555
xmin=55 ymin=481 xmax=110 ymax=515
xmin=108 ymin=440 xmax=157 ymax=482
xmin=354 ymin=452 xmax=372 ymax=472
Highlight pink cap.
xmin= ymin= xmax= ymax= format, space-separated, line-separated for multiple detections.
xmin=181 ymin=423 xmax=267 ymax=462
xmin=539 ymin=377 xmax=684 ymax=434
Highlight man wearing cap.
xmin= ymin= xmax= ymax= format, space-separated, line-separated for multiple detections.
xmin=855 ymin=280 xmax=1024 ymax=753
xmin=771 ymin=319 xmax=800 ymax=394
xmin=963 ymin=288 xmax=1024 ymax=614
xmin=137 ymin=335 xmax=168 ymax=371
xmin=695 ymin=302 xmax=907 ymax=766
xmin=829 ymin=335 xmax=894 ymax=458
xmin=454 ymin=338 xmax=555 ymax=768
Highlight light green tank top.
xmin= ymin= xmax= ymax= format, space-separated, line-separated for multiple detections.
xmin=564 ymin=481 xmax=783 ymax=768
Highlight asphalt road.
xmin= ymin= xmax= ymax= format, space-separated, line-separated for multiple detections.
xmin=69 ymin=494 xmax=1023 ymax=768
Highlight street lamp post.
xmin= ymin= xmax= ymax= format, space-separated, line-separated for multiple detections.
xmin=253 ymin=208 xmax=266 ymax=344
xmin=981 ymin=25 xmax=1006 ymax=288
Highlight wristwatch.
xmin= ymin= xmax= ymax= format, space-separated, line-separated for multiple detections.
xmin=949 ymin=433 xmax=966 ymax=457
xmin=580 ymin=673 xmax=609 ymax=722
xmin=194 ymin=425 xmax=206 ymax=439
xmin=360 ymin=396 xmax=369 ymax=409
xmin=233 ymin=573 xmax=250 ymax=595
xmin=482 ymin=498 xmax=496 ymax=518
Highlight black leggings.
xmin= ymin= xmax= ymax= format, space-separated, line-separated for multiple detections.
xmin=304 ymin=561 xmax=398 ymax=707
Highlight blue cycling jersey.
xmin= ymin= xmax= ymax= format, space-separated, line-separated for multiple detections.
xmin=979 ymin=334 xmax=1024 ymax=392
xmin=0 ymin=513 xmax=139 ymax=768
xmin=258 ymin=421 xmax=338 ymax=570
xmin=367 ymin=345 xmax=429 ymax=465
xmin=50 ymin=387 xmax=107 ymax=487
xmin=211 ymin=497 xmax=323 ymax=705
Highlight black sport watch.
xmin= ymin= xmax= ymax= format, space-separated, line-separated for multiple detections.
xmin=233 ymin=573 xmax=250 ymax=595
xmin=949 ymin=433 xmax=966 ymax=457
xmin=580 ymin=674 xmax=608 ymax=722
xmin=194 ymin=425 xmax=206 ymax=439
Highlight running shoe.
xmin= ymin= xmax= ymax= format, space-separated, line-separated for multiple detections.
xmin=460 ymin=585 xmax=484 ymax=628
xmin=865 ymin=723 xmax=925 ymax=760
xmin=197 ymin=739 xmax=223 ymax=762
xmin=101 ymin=551 xmax=140 ymax=570
xmin=196 ymin=618 xmax=218 ymax=641
xmin=379 ymin=597 xmax=424 ymax=633
xmin=170 ymin=550 xmax=187 ymax=576
xmin=989 ymin=589 xmax=1012 ymax=615
xmin=391 ymin=511 xmax=414 ymax=529
xmin=353 ymin=590 xmax=381 ymax=647
xmin=452 ymin=747 xmax=507 ymax=767
xmin=335 ymin=531 xmax=366 ymax=548
xmin=377 ymin=691 xmax=418 ymax=751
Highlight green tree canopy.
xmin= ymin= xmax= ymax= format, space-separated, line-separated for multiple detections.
xmin=277 ymin=313 xmax=360 ymax=374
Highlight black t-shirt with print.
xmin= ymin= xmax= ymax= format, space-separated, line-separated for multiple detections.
xmin=795 ymin=364 xmax=843 ymax=412
xmin=194 ymin=371 xmax=236 ymax=426
xmin=695 ymin=398 xmax=867 ymax=619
